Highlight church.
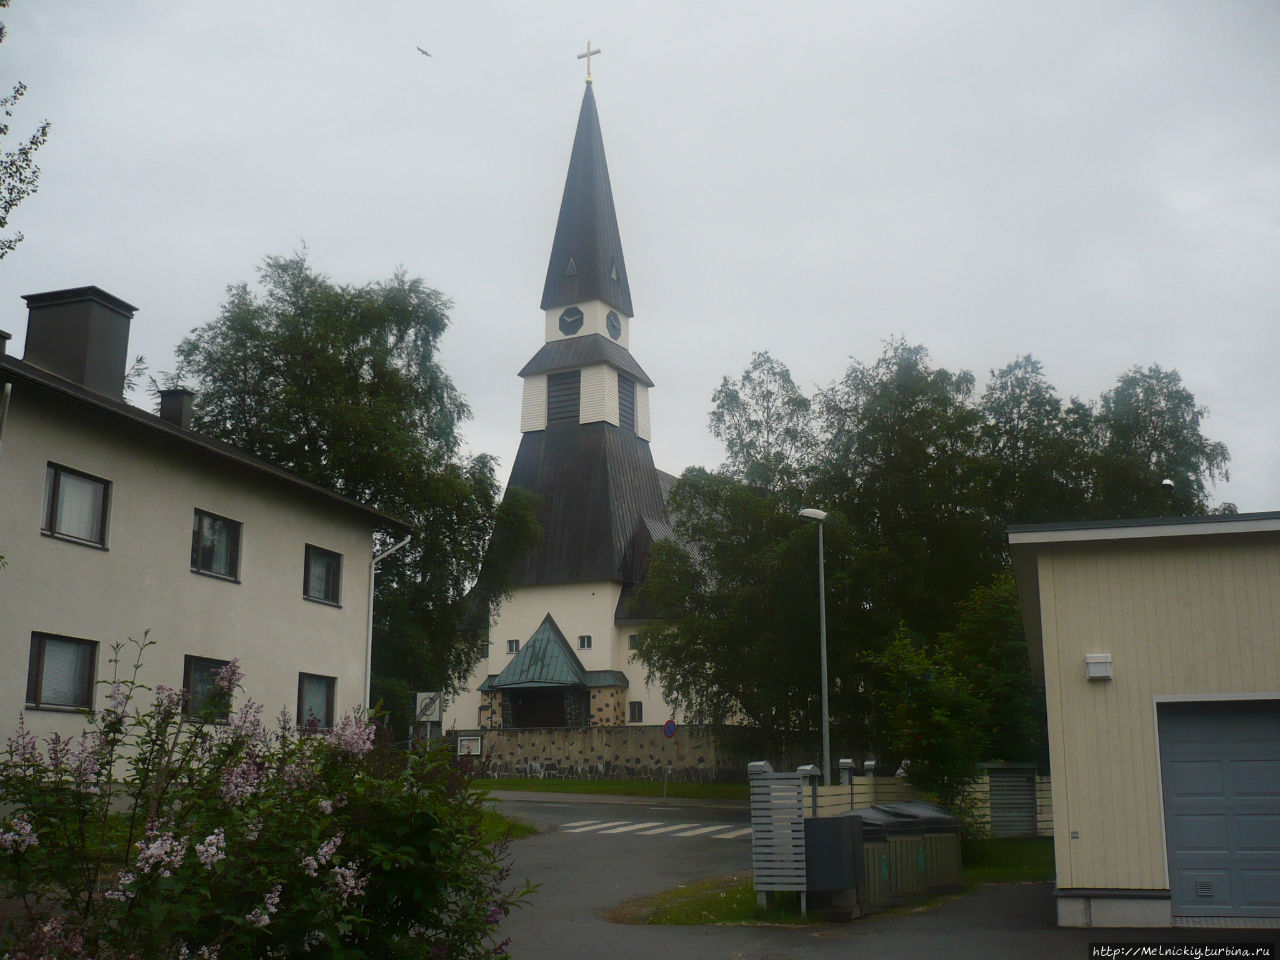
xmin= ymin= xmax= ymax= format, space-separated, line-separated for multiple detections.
xmin=443 ymin=73 xmax=682 ymax=744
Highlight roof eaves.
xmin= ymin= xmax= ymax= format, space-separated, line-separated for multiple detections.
xmin=1 ymin=355 xmax=408 ymax=534
xmin=1007 ymin=511 xmax=1280 ymax=547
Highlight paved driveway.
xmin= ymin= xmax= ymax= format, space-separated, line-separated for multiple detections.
xmin=493 ymin=792 xmax=1277 ymax=960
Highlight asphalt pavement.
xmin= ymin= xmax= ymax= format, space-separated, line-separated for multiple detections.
xmin=492 ymin=792 xmax=1278 ymax=960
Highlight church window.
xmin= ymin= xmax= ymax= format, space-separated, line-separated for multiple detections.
xmin=547 ymin=371 xmax=581 ymax=424
xmin=578 ymin=635 xmax=592 ymax=650
xmin=507 ymin=639 xmax=519 ymax=654
xmin=628 ymin=701 xmax=643 ymax=723
xmin=628 ymin=634 xmax=638 ymax=651
xmin=618 ymin=375 xmax=636 ymax=432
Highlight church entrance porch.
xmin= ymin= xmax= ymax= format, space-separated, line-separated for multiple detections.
xmin=502 ymin=687 xmax=588 ymax=729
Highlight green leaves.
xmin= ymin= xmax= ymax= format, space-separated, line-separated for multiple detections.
xmin=173 ymin=253 xmax=540 ymax=729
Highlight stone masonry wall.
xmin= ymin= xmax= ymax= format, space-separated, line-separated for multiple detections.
xmin=588 ymin=686 xmax=625 ymax=726
xmin=464 ymin=725 xmax=729 ymax=780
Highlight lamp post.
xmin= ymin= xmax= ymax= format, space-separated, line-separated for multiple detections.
xmin=799 ymin=507 xmax=831 ymax=786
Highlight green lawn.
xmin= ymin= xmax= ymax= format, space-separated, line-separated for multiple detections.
xmin=472 ymin=777 xmax=748 ymax=802
xmin=607 ymin=836 xmax=1055 ymax=926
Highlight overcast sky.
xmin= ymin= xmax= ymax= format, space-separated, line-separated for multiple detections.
xmin=2 ymin=2 xmax=1277 ymax=511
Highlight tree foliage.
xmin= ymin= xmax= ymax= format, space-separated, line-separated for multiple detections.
xmin=709 ymin=351 xmax=814 ymax=495
xmin=0 ymin=0 xmax=51 ymax=260
xmin=174 ymin=254 xmax=539 ymax=728
xmin=641 ymin=340 xmax=1230 ymax=793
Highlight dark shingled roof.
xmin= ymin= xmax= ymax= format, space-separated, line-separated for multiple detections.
xmin=503 ymin=421 xmax=667 ymax=587
xmin=517 ymin=334 xmax=653 ymax=387
xmin=540 ymin=83 xmax=633 ymax=317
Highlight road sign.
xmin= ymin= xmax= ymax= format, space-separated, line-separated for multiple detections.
xmin=415 ymin=691 xmax=442 ymax=722
xmin=663 ymin=719 xmax=676 ymax=739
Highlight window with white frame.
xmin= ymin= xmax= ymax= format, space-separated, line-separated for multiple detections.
xmin=183 ymin=655 xmax=232 ymax=720
xmin=303 ymin=544 xmax=342 ymax=605
xmin=578 ymin=635 xmax=592 ymax=650
xmin=507 ymin=639 xmax=519 ymax=654
xmin=628 ymin=701 xmax=643 ymax=723
xmin=42 ymin=463 xmax=110 ymax=546
xmin=297 ymin=673 xmax=336 ymax=729
xmin=26 ymin=633 xmax=97 ymax=709
xmin=191 ymin=509 xmax=241 ymax=580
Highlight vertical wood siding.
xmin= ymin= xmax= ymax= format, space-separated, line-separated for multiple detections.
xmin=578 ymin=364 xmax=617 ymax=425
xmin=1038 ymin=536 xmax=1280 ymax=891
xmin=520 ymin=375 xmax=547 ymax=432
xmin=635 ymin=386 xmax=651 ymax=441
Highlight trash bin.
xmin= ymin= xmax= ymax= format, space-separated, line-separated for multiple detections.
xmin=803 ymin=814 xmax=865 ymax=919
xmin=840 ymin=809 xmax=890 ymax=907
xmin=873 ymin=801 xmax=963 ymax=891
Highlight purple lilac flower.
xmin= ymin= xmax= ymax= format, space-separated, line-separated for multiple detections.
xmin=0 ymin=815 xmax=39 ymax=853
xmin=315 ymin=832 xmax=342 ymax=866
xmin=330 ymin=862 xmax=366 ymax=905
xmin=136 ymin=824 xmax=188 ymax=877
xmin=153 ymin=684 xmax=185 ymax=715
xmin=103 ymin=871 xmax=136 ymax=902
xmin=485 ymin=903 xmax=504 ymax=924
xmin=246 ymin=882 xmax=282 ymax=928
xmin=6 ymin=716 xmax=42 ymax=766
xmin=220 ymin=756 xmax=266 ymax=804
xmin=195 ymin=828 xmax=226 ymax=868
xmin=214 ymin=659 xmax=243 ymax=694
xmin=323 ymin=714 xmax=375 ymax=757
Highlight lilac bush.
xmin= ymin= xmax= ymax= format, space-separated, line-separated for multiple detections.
xmin=0 ymin=634 xmax=529 ymax=959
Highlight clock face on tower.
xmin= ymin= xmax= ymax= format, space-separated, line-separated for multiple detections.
xmin=606 ymin=311 xmax=622 ymax=340
xmin=558 ymin=307 xmax=584 ymax=336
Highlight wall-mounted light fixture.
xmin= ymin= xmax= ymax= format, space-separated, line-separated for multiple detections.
xmin=1085 ymin=653 xmax=1113 ymax=681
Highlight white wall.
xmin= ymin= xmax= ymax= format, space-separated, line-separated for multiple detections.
xmin=443 ymin=580 xmax=675 ymax=730
xmin=0 ymin=381 xmax=376 ymax=741
xmin=542 ymin=299 xmax=630 ymax=350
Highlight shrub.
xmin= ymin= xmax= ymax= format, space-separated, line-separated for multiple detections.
xmin=0 ymin=634 xmax=530 ymax=959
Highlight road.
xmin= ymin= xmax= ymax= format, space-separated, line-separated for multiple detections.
xmin=490 ymin=792 xmax=1279 ymax=960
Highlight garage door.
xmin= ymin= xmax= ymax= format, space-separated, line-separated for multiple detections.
xmin=1158 ymin=699 xmax=1280 ymax=920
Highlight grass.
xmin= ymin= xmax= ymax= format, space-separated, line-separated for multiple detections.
xmin=960 ymin=836 xmax=1054 ymax=884
xmin=607 ymin=836 xmax=1055 ymax=926
xmin=472 ymin=777 xmax=748 ymax=802
xmin=603 ymin=873 xmax=821 ymax=926
xmin=479 ymin=808 xmax=539 ymax=842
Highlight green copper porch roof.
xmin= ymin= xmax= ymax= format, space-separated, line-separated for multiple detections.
xmin=490 ymin=614 xmax=585 ymax=689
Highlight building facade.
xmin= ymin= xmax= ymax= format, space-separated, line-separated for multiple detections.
xmin=444 ymin=80 xmax=679 ymax=739
xmin=1010 ymin=514 xmax=1280 ymax=928
xmin=1 ymin=286 xmax=399 ymax=740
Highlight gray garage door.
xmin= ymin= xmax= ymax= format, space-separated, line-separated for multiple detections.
xmin=1158 ymin=699 xmax=1280 ymax=920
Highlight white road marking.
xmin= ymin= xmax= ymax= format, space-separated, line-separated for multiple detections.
xmin=599 ymin=821 xmax=665 ymax=834
xmin=672 ymin=824 xmax=729 ymax=837
xmin=714 ymin=827 xmax=753 ymax=839
xmin=560 ymin=820 xmax=600 ymax=828
xmin=635 ymin=822 xmax=698 ymax=835
xmin=563 ymin=820 xmax=628 ymax=833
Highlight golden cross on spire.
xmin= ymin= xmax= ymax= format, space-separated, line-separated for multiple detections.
xmin=577 ymin=41 xmax=601 ymax=84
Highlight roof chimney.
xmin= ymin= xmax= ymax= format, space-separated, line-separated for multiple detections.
xmin=0 ymin=329 xmax=11 ymax=356
xmin=159 ymin=387 xmax=195 ymax=429
xmin=21 ymin=286 xmax=137 ymax=399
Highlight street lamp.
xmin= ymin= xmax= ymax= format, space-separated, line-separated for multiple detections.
xmin=799 ymin=507 xmax=831 ymax=786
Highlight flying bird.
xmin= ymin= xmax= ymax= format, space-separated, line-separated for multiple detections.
xmin=416 ymin=46 xmax=431 ymax=57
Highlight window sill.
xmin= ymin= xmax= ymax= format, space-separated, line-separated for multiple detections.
xmin=191 ymin=568 xmax=240 ymax=584
xmin=40 ymin=530 xmax=108 ymax=551
xmin=302 ymin=595 xmax=342 ymax=608
xmin=25 ymin=702 xmax=92 ymax=713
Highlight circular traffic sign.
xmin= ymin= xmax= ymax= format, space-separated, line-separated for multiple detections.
xmin=663 ymin=719 xmax=676 ymax=739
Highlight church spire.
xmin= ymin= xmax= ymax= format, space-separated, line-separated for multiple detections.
xmin=540 ymin=83 xmax=633 ymax=317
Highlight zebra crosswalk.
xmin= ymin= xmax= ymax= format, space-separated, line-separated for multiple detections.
xmin=558 ymin=819 xmax=752 ymax=840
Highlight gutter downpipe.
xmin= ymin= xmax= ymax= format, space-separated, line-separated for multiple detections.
xmin=366 ymin=535 xmax=411 ymax=708
xmin=0 ymin=382 xmax=11 ymax=463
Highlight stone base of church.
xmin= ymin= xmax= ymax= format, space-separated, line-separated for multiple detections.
xmin=454 ymin=724 xmax=733 ymax=780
